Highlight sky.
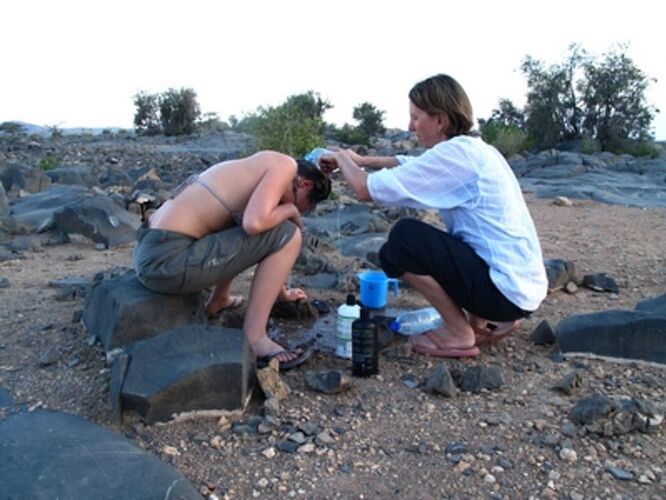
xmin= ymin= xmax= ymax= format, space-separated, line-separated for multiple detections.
xmin=2 ymin=0 xmax=665 ymax=139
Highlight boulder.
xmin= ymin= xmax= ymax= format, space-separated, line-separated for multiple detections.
xmin=556 ymin=310 xmax=666 ymax=363
xmin=0 ymin=410 xmax=200 ymax=499
xmin=114 ymin=325 xmax=254 ymax=423
xmin=52 ymin=193 xmax=140 ymax=247
xmin=82 ymin=270 xmax=204 ymax=351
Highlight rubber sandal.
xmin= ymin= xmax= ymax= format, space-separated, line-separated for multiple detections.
xmin=256 ymin=346 xmax=312 ymax=372
xmin=206 ymin=295 xmax=244 ymax=318
xmin=474 ymin=321 xmax=521 ymax=347
xmin=410 ymin=331 xmax=480 ymax=359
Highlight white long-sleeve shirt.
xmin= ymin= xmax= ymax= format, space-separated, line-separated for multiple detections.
xmin=367 ymin=135 xmax=547 ymax=311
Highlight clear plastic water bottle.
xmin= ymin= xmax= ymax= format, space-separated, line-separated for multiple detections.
xmin=304 ymin=147 xmax=333 ymax=169
xmin=336 ymin=294 xmax=360 ymax=359
xmin=389 ymin=307 xmax=443 ymax=335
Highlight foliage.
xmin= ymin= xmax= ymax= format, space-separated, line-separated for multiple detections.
xmin=133 ymin=91 xmax=160 ymax=136
xmin=480 ymin=122 xmax=531 ymax=157
xmin=239 ymin=91 xmax=330 ymax=157
xmin=0 ymin=121 xmax=25 ymax=135
xmin=334 ymin=123 xmax=368 ymax=146
xmin=158 ymin=88 xmax=201 ymax=136
xmin=197 ymin=112 xmax=230 ymax=133
xmin=579 ymin=46 xmax=657 ymax=151
xmin=517 ymin=44 xmax=657 ymax=151
xmin=47 ymin=124 xmax=63 ymax=139
xmin=613 ymin=140 xmax=662 ymax=158
xmin=353 ymin=102 xmax=386 ymax=141
xmin=38 ymin=156 xmax=60 ymax=171
xmin=332 ymin=101 xmax=386 ymax=146
xmin=133 ymin=88 xmax=201 ymax=136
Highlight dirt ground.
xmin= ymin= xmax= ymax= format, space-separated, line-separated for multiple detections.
xmin=1 ymin=194 xmax=666 ymax=499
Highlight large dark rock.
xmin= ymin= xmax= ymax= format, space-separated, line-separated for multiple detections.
xmin=635 ymin=293 xmax=666 ymax=316
xmin=555 ymin=310 xmax=666 ymax=363
xmin=10 ymin=185 xmax=89 ymax=233
xmin=0 ymin=162 xmax=52 ymax=195
xmin=0 ymin=410 xmax=200 ymax=499
xmin=0 ymin=184 xmax=8 ymax=217
xmin=0 ymin=384 xmax=12 ymax=409
xmin=115 ymin=325 xmax=254 ymax=423
xmin=82 ymin=270 xmax=204 ymax=351
xmin=46 ymin=165 xmax=98 ymax=187
xmin=52 ymin=194 xmax=140 ymax=248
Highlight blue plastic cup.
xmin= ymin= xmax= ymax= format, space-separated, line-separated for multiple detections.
xmin=357 ymin=270 xmax=399 ymax=309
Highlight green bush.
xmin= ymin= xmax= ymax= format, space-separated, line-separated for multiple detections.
xmin=240 ymin=91 xmax=329 ymax=157
xmin=38 ymin=156 xmax=60 ymax=171
xmin=611 ymin=140 xmax=662 ymax=158
xmin=333 ymin=123 xmax=368 ymax=145
xmin=481 ymin=122 xmax=531 ymax=156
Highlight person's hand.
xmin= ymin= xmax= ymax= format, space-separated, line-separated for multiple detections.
xmin=344 ymin=148 xmax=365 ymax=166
xmin=278 ymin=285 xmax=308 ymax=302
xmin=289 ymin=209 xmax=304 ymax=230
xmin=318 ymin=153 xmax=338 ymax=175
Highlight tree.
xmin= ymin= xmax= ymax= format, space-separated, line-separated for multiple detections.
xmin=520 ymin=44 xmax=586 ymax=149
xmin=580 ymin=45 xmax=657 ymax=151
xmin=159 ymin=88 xmax=201 ymax=136
xmin=353 ymin=102 xmax=386 ymax=142
xmin=133 ymin=91 xmax=160 ymax=135
xmin=518 ymin=44 xmax=656 ymax=151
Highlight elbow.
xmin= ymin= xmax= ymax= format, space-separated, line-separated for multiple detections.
xmin=242 ymin=217 xmax=263 ymax=235
xmin=354 ymin=183 xmax=372 ymax=202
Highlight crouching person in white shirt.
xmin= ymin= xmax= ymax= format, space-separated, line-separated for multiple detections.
xmin=321 ymin=73 xmax=548 ymax=358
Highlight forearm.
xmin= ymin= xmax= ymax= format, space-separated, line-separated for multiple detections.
xmin=242 ymin=203 xmax=298 ymax=235
xmin=358 ymin=155 xmax=399 ymax=169
xmin=337 ymin=153 xmax=372 ymax=201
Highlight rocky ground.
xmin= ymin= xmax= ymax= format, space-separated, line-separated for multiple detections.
xmin=1 ymin=183 xmax=665 ymax=498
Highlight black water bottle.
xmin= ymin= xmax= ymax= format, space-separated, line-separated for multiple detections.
xmin=351 ymin=307 xmax=378 ymax=376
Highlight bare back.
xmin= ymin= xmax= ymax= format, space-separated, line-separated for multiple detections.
xmin=149 ymin=151 xmax=297 ymax=239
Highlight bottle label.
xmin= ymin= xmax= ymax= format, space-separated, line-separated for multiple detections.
xmin=336 ymin=315 xmax=355 ymax=359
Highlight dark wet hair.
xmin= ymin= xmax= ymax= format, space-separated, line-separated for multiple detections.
xmin=297 ymin=159 xmax=332 ymax=205
xmin=409 ymin=74 xmax=474 ymax=138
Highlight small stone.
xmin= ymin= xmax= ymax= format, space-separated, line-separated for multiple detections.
xmin=162 ymin=445 xmax=180 ymax=457
xmin=553 ymin=196 xmax=573 ymax=207
xmin=262 ymin=447 xmax=277 ymax=459
xmin=298 ymin=442 xmax=316 ymax=453
xmin=256 ymin=478 xmax=269 ymax=489
xmin=559 ymin=448 xmax=577 ymax=462
xmin=484 ymin=473 xmax=496 ymax=483
xmin=607 ymin=465 xmax=634 ymax=481
xmin=210 ymin=435 xmax=224 ymax=449
xmin=288 ymin=431 xmax=306 ymax=444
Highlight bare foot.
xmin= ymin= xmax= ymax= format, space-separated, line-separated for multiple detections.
xmin=204 ymin=294 xmax=244 ymax=316
xmin=409 ymin=325 xmax=475 ymax=351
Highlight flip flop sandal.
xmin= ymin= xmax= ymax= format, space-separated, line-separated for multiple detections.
xmin=256 ymin=346 xmax=313 ymax=372
xmin=475 ymin=321 xmax=521 ymax=347
xmin=206 ymin=296 xmax=244 ymax=318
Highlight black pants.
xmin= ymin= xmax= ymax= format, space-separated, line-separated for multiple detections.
xmin=379 ymin=218 xmax=528 ymax=322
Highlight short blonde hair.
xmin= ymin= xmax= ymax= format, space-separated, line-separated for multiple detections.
xmin=409 ymin=74 xmax=474 ymax=138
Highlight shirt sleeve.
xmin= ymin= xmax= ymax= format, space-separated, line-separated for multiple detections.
xmin=367 ymin=140 xmax=480 ymax=209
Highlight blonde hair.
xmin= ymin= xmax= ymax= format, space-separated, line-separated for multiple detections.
xmin=408 ymin=74 xmax=474 ymax=138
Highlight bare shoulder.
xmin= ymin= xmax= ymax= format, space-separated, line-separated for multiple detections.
xmin=251 ymin=150 xmax=297 ymax=173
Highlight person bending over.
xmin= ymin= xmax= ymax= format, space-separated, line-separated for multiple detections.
xmin=321 ymin=74 xmax=547 ymax=358
xmin=134 ymin=151 xmax=331 ymax=369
